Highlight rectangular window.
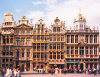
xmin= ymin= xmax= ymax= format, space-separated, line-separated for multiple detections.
xmin=7 ymin=36 xmax=9 ymax=43
xmin=90 ymin=46 xmax=93 ymax=54
xmin=37 ymin=35 xmax=40 ymax=40
xmin=3 ymin=36 xmax=5 ymax=44
xmin=61 ymin=44 xmax=64 ymax=49
xmin=45 ymin=36 xmax=48 ymax=41
xmin=41 ymin=52 xmax=44 ymax=58
xmin=61 ymin=35 xmax=64 ymax=41
xmin=53 ymin=44 xmax=56 ymax=49
xmin=50 ymin=36 xmax=52 ymax=41
xmin=21 ymin=38 xmax=25 ymax=45
xmin=57 ymin=44 xmax=60 ymax=49
xmin=10 ymin=46 xmax=13 ymax=56
xmin=49 ymin=44 xmax=52 ymax=49
xmin=41 ymin=43 xmax=44 ymax=51
xmin=41 ymin=35 xmax=44 ymax=40
xmin=16 ymin=38 xmax=20 ymax=46
xmin=33 ymin=36 xmax=36 ymax=41
xmin=49 ymin=52 xmax=52 ymax=59
xmin=85 ymin=35 xmax=88 ymax=43
xmin=53 ymin=52 xmax=56 ymax=59
xmin=10 ymin=35 xmax=13 ymax=43
xmin=16 ymin=49 xmax=19 ymax=58
xmin=37 ymin=43 xmax=40 ymax=50
xmin=57 ymin=36 xmax=60 ymax=41
xmin=90 ymin=35 xmax=93 ymax=43
xmin=61 ymin=52 xmax=64 ymax=59
xmin=71 ymin=46 xmax=74 ymax=54
xmin=16 ymin=30 xmax=19 ymax=35
xmin=53 ymin=36 xmax=56 ymax=41
xmin=53 ymin=27 xmax=56 ymax=32
xmin=67 ymin=46 xmax=69 ymax=54
xmin=85 ymin=47 xmax=88 ymax=55
xmin=33 ymin=43 xmax=36 ymax=49
xmin=26 ymin=38 xmax=30 ymax=45
xmin=57 ymin=27 xmax=60 ymax=32
xmin=80 ymin=47 xmax=84 ymax=56
xmin=75 ymin=35 xmax=78 ymax=43
xmin=57 ymin=52 xmax=60 ymax=59
xmin=21 ymin=49 xmax=25 ymax=57
xmin=67 ymin=35 xmax=70 ymax=43
xmin=75 ymin=46 xmax=78 ymax=54
xmin=45 ymin=43 xmax=48 ymax=50
xmin=37 ymin=52 xmax=40 ymax=58
xmin=33 ymin=52 xmax=36 ymax=58
xmin=94 ymin=35 xmax=97 ymax=43
xmin=27 ymin=49 xmax=30 ymax=57
xmin=71 ymin=35 xmax=74 ymax=43
xmin=94 ymin=46 xmax=97 ymax=55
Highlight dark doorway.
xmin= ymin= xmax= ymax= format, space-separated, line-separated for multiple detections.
xmin=80 ymin=63 xmax=83 ymax=70
xmin=26 ymin=61 xmax=30 ymax=71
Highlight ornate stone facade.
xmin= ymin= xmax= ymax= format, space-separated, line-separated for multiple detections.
xmin=0 ymin=12 xmax=99 ymax=71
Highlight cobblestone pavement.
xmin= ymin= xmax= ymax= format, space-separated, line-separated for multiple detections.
xmin=21 ymin=71 xmax=100 ymax=77
xmin=21 ymin=74 xmax=100 ymax=77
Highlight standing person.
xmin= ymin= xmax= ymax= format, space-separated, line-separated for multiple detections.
xmin=5 ymin=67 xmax=10 ymax=77
xmin=59 ymin=68 xmax=62 ymax=75
xmin=51 ymin=67 xmax=53 ymax=75
xmin=16 ymin=68 xmax=21 ymax=77
xmin=89 ymin=69 xmax=92 ymax=75
xmin=9 ymin=68 xmax=12 ymax=77
xmin=1 ymin=68 xmax=5 ymax=77
xmin=55 ymin=67 xmax=58 ymax=75
xmin=93 ymin=68 xmax=96 ymax=75
xmin=13 ymin=68 xmax=17 ymax=77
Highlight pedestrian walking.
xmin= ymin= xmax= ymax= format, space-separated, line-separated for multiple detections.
xmin=1 ymin=68 xmax=5 ymax=77
xmin=16 ymin=68 xmax=21 ymax=77
xmin=5 ymin=67 xmax=10 ymax=77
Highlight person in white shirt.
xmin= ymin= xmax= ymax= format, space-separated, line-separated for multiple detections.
xmin=9 ymin=69 xmax=12 ymax=77
xmin=5 ymin=68 xmax=10 ymax=77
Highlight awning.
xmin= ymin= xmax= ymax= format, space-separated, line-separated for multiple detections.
xmin=66 ymin=62 xmax=79 ymax=63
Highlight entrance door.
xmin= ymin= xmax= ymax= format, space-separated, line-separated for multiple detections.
xmin=21 ymin=64 xmax=24 ymax=72
xmin=26 ymin=61 xmax=30 ymax=71
xmin=80 ymin=63 xmax=83 ymax=70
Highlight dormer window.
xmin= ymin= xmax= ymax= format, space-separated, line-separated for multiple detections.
xmin=5 ymin=22 xmax=12 ymax=25
xmin=80 ymin=24 xmax=83 ymax=30
xmin=16 ymin=30 xmax=19 ymax=35
xmin=57 ymin=27 xmax=60 ymax=32
xmin=53 ymin=27 xmax=56 ymax=32
xmin=22 ymin=30 xmax=25 ymax=34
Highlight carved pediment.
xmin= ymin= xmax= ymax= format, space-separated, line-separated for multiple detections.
xmin=2 ymin=29 xmax=14 ymax=34
xmin=78 ymin=38 xmax=86 ymax=46
xmin=16 ymin=23 xmax=32 ymax=28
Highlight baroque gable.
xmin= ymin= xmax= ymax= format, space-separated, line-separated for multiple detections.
xmin=15 ymin=23 xmax=32 ymax=29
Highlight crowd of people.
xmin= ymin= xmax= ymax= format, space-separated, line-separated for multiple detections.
xmin=0 ymin=67 xmax=20 ymax=77
xmin=0 ymin=66 xmax=100 ymax=77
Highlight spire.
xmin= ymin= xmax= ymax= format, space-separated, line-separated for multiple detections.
xmin=74 ymin=9 xmax=86 ymax=23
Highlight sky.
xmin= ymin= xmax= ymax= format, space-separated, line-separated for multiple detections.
xmin=0 ymin=0 xmax=100 ymax=29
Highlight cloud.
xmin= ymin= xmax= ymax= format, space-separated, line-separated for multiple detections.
xmin=26 ymin=11 xmax=44 ymax=25
xmin=15 ymin=9 xmax=22 ymax=13
xmin=32 ymin=0 xmax=57 ymax=5
xmin=28 ymin=0 xmax=100 ymax=29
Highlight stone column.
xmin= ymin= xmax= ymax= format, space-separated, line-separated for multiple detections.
xmin=24 ymin=62 xmax=26 ymax=71
xmin=88 ymin=64 xmax=90 ymax=69
xmin=83 ymin=63 xmax=86 ymax=70
xmin=30 ymin=61 xmax=33 ymax=71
